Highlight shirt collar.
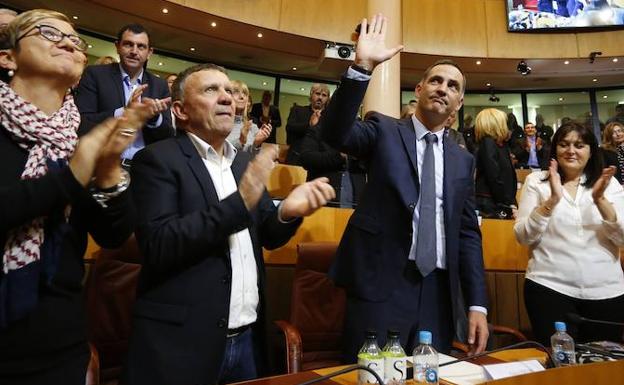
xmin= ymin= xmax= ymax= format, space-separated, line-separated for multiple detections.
xmin=411 ymin=115 xmax=445 ymax=142
xmin=119 ymin=63 xmax=144 ymax=85
xmin=187 ymin=132 xmax=237 ymax=164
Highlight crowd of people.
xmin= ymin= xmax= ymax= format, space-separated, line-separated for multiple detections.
xmin=0 ymin=7 xmax=623 ymax=385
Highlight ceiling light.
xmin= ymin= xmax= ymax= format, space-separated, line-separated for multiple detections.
xmin=162 ymin=8 xmax=169 ymax=14
xmin=613 ymin=58 xmax=619 ymax=63
xmin=517 ymin=60 xmax=531 ymax=76
xmin=211 ymin=22 xmax=217 ymax=27
xmin=72 ymin=16 xmax=78 ymax=20
xmin=603 ymin=95 xmax=608 ymax=99
xmin=486 ymin=83 xmax=491 ymax=87
xmin=292 ymin=67 xmax=297 ymax=71
xmin=190 ymin=47 xmax=196 ymax=51
xmin=558 ymin=97 xmax=564 ymax=101
xmin=257 ymin=32 xmax=263 ymax=38
xmin=476 ymin=60 xmax=481 ymax=65
xmin=262 ymin=81 xmax=268 ymax=86
xmin=592 ymin=78 xmax=598 ymax=82
xmin=158 ymin=62 xmax=163 ymax=66
xmin=564 ymin=60 xmax=570 ymax=65
xmin=300 ymin=87 xmax=305 ymax=91
xmin=87 ymin=44 xmax=93 ymax=49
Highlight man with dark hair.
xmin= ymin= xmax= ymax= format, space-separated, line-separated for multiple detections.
xmin=76 ymin=23 xmax=172 ymax=168
xmin=250 ymin=90 xmax=281 ymax=144
xmin=123 ymin=63 xmax=335 ymax=385
xmin=321 ymin=14 xmax=488 ymax=361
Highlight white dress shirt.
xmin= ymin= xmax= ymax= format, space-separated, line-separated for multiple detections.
xmin=187 ymin=133 xmax=259 ymax=328
xmin=515 ymin=171 xmax=624 ymax=299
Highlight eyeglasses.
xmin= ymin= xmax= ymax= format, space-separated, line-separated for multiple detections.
xmin=16 ymin=24 xmax=88 ymax=52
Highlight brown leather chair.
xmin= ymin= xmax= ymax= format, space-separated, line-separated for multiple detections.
xmin=275 ymin=242 xmax=345 ymax=373
xmin=85 ymin=235 xmax=142 ymax=384
xmin=86 ymin=343 xmax=100 ymax=385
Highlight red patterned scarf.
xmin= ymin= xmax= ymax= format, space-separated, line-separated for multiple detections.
xmin=0 ymin=81 xmax=79 ymax=274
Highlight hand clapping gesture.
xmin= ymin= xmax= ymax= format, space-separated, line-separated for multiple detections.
xmin=354 ymin=13 xmax=404 ymax=72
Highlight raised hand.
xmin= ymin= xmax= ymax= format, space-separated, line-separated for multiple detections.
xmin=547 ymin=159 xmax=563 ymax=207
xmin=239 ymin=145 xmax=278 ymax=211
xmin=280 ymin=177 xmax=336 ymax=219
xmin=354 ymin=13 xmax=404 ymax=72
xmin=138 ymin=96 xmax=171 ymax=121
xmin=253 ymin=123 xmax=272 ymax=147
xmin=592 ymin=166 xmax=616 ymax=203
xmin=126 ymin=84 xmax=147 ymax=107
xmin=309 ymin=110 xmax=321 ymax=127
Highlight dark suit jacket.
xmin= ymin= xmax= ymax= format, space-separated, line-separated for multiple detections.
xmin=250 ymin=103 xmax=281 ymax=144
xmin=321 ymin=76 xmax=487 ymax=341
xmin=475 ymin=136 xmax=518 ymax=216
xmin=0 ymin=125 xmax=134 ymax=377
xmin=285 ymin=105 xmax=317 ymax=165
xmin=75 ymin=63 xmax=173 ymax=144
xmin=124 ymin=134 xmax=301 ymax=385
xmin=511 ymin=135 xmax=549 ymax=169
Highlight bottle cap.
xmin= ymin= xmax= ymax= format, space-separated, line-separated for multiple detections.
xmin=365 ymin=329 xmax=377 ymax=339
xmin=419 ymin=330 xmax=432 ymax=344
xmin=387 ymin=329 xmax=400 ymax=338
xmin=554 ymin=321 xmax=566 ymax=332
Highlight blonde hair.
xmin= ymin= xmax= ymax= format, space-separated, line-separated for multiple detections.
xmin=0 ymin=9 xmax=71 ymax=50
xmin=602 ymin=121 xmax=624 ymax=151
xmin=400 ymin=103 xmax=416 ymax=119
xmin=231 ymin=79 xmax=250 ymax=116
xmin=94 ymin=55 xmax=116 ymax=65
xmin=475 ymin=108 xmax=508 ymax=143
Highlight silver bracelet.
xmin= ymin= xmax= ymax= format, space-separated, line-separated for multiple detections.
xmin=90 ymin=169 xmax=131 ymax=208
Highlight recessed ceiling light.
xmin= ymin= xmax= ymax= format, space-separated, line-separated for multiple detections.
xmin=158 ymin=62 xmax=163 ymax=66
xmin=211 ymin=22 xmax=217 ymax=27
xmin=476 ymin=60 xmax=481 ymax=65
xmin=558 ymin=97 xmax=564 ymax=101
xmin=292 ymin=67 xmax=297 ymax=71
xmin=486 ymin=83 xmax=491 ymax=87
xmin=87 ymin=44 xmax=93 ymax=49
xmin=72 ymin=16 xmax=78 ymax=20
xmin=262 ymin=81 xmax=268 ymax=86
xmin=592 ymin=78 xmax=598 ymax=82
xmin=564 ymin=60 xmax=570 ymax=65
xmin=603 ymin=95 xmax=608 ymax=99
xmin=162 ymin=8 xmax=169 ymax=14
xmin=190 ymin=47 xmax=196 ymax=51
xmin=300 ymin=87 xmax=305 ymax=91
xmin=613 ymin=58 xmax=619 ymax=63
xmin=257 ymin=32 xmax=263 ymax=38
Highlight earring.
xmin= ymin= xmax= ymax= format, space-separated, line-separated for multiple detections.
xmin=7 ymin=69 xmax=14 ymax=77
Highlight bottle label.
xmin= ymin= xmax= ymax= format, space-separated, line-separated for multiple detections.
xmin=384 ymin=357 xmax=407 ymax=383
xmin=414 ymin=364 xmax=438 ymax=384
xmin=358 ymin=357 xmax=384 ymax=384
xmin=425 ymin=368 xmax=438 ymax=383
xmin=554 ymin=349 xmax=575 ymax=366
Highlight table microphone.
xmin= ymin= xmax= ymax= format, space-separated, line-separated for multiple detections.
xmin=566 ymin=313 xmax=624 ymax=327
xmin=439 ymin=340 xmax=554 ymax=369
xmin=297 ymin=364 xmax=385 ymax=385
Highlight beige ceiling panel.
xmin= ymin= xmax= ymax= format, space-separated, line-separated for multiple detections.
xmin=402 ymin=0 xmax=488 ymax=57
xmin=182 ymin=0 xmax=281 ymax=30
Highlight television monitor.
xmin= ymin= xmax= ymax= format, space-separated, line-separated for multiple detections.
xmin=507 ymin=0 xmax=624 ymax=32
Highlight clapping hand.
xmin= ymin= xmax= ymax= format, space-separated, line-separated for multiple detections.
xmin=253 ymin=123 xmax=272 ymax=147
xmin=309 ymin=110 xmax=321 ymax=127
xmin=280 ymin=177 xmax=336 ymax=219
xmin=239 ymin=146 xmax=278 ymax=211
xmin=354 ymin=13 xmax=403 ymax=72
xmin=592 ymin=166 xmax=616 ymax=203
xmin=547 ymin=159 xmax=563 ymax=207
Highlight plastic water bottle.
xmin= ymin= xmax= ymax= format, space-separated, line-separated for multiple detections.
xmin=357 ymin=330 xmax=384 ymax=385
xmin=382 ymin=330 xmax=407 ymax=385
xmin=551 ymin=321 xmax=576 ymax=367
xmin=413 ymin=330 xmax=439 ymax=384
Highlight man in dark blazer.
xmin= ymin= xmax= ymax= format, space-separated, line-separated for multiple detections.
xmin=75 ymin=24 xmax=172 ymax=166
xmin=320 ymin=15 xmax=489 ymax=361
xmin=250 ymin=90 xmax=281 ymax=144
xmin=285 ymin=83 xmax=330 ymax=165
xmin=123 ymin=63 xmax=334 ymax=385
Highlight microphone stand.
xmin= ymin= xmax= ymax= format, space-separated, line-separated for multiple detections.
xmin=297 ymin=365 xmax=385 ymax=385
xmin=439 ymin=341 xmax=554 ymax=369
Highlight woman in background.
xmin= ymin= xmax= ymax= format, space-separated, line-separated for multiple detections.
xmin=227 ymin=80 xmax=271 ymax=154
xmin=474 ymin=108 xmax=517 ymax=218
xmin=0 ymin=9 xmax=149 ymax=384
xmin=514 ymin=122 xmax=624 ymax=345
xmin=601 ymin=121 xmax=624 ymax=184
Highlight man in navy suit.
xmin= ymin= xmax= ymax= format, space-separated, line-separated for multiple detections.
xmin=75 ymin=24 xmax=172 ymax=167
xmin=123 ymin=63 xmax=335 ymax=385
xmin=321 ymin=14 xmax=489 ymax=360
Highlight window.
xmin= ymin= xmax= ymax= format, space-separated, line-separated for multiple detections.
xmin=463 ymin=93 xmax=523 ymax=131
xmin=526 ymin=92 xmax=591 ymax=131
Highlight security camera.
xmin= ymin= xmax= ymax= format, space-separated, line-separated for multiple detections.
xmin=489 ymin=95 xmax=500 ymax=103
xmin=323 ymin=43 xmax=355 ymax=61
xmin=589 ymin=51 xmax=602 ymax=64
xmin=337 ymin=46 xmax=352 ymax=59
xmin=517 ymin=60 xmax=531 ymax=76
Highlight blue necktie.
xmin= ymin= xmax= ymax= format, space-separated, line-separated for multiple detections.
xmin=415 ymin=133 xmax=437 ymax=277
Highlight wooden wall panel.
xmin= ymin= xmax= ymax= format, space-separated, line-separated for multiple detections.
xmin=484 ymin=0 xmax=578 ymax=58
xmin=495 ymin=272 xmax=521 ymax=330
xmin=576 ymin=30 xmax=624 ymax=57
xmin=402 ymin=0 xmax=488 ymax=57
xmin=279 ymin=0 xmax=366 ymax=43
xmin=177 ymin=0 xmax=282 ymax=30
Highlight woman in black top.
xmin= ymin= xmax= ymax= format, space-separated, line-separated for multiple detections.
xmin=601 ymin=121 xmax=624 ymax=184
xmin=474 ymin=108 xmax=518 ymax=218
xmin=0 ymin=9 xmax=150 ymax=384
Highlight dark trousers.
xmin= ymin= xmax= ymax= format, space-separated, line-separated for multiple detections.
xmin=217 ymin=328 xmax=257 ymax=384
xmin=524 ymin=279 xmax=624 ymax=346
xmin=342 ymin=266 xmax=453 ymax=363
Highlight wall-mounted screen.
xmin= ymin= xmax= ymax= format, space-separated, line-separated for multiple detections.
xmin=507 ymin=1 xmax=624 ymax=32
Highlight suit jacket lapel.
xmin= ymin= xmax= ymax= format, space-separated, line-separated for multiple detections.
xmin=177 ymin=134 xmax=219 ymax=204
xmin=108 ymin=64 xmax=125 ymax=107
xmin=398 ymin=118 xmax=419 ymax=191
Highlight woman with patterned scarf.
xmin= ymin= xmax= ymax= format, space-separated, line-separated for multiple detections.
xmin=0 ymin=9 xmax=151 ymax=384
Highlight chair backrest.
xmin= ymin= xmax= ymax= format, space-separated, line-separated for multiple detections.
xmin=267 ymin=164 xmax=307 ymax=198
xmin=85 ymin=235 xmax=142 ymax=382
xmin=290 ymin=242 xmax=345 ymax=355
